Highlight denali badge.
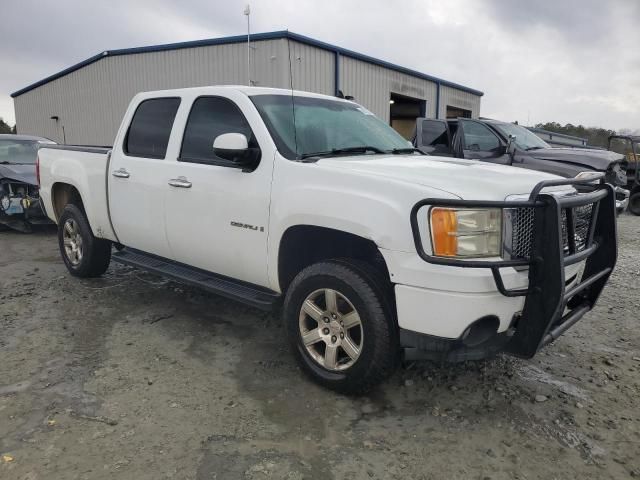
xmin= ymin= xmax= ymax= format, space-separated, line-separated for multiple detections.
xmin=230 ymin=221 xmax=264 ymax=232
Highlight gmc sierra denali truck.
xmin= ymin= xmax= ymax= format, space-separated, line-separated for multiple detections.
xmin=37 ymin=86 xmax=617 ymax=394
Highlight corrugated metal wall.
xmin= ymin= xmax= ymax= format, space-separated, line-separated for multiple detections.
xmin=339 ymin=55 xmax=438 ymax=122
xmin=14 ymin=38 xmax=481 ymax=145
xmin=438 ymin=85 xmax=481 ymax=119
xmin=287 ymin=40 xmax=335 ymax=95
xmin=14 ymin=40 xmax=289 ymax=145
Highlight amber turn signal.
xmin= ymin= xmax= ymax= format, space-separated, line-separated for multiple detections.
xmin=430 ymin=208 xmax=458 ymax=257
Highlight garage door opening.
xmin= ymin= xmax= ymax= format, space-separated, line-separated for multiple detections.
xmin=446 ymin=105 xmax=472 ymax=119
xmin=390 ymin=93 xmax=426 ymax=140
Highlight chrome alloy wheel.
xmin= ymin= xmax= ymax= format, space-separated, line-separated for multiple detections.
xmin=298 ymin=288 xmax=364 ymax=371
xmin=62 ymin=218 xmax=83 ymax=266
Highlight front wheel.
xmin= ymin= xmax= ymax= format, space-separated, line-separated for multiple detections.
xmin=58 ymin=204 xmax=112 ymax=277
xmin=628 ymin=191 xmax=640 ymax=216
xmin=283 ymin=260 xmax=398 ymax=394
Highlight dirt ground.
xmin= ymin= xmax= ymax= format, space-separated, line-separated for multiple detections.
xmin=1 ymin=215 xmax=639 ymax=480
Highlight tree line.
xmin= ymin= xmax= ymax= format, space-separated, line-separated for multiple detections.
xmin=534 ymin=121 xmax=638 ymax=152
xmin=0 ymin=118 xmax=17 ymax=134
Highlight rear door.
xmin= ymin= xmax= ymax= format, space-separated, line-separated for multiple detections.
xmin=457 ymin=119 xmax=510 ymax=164
xmin=161 ymin=92 xmax=275 ymax=288
xmin=108 ymin=97 xmax=180 ymax=258
xmin=414 ymin=118 xmax=452 ymax=155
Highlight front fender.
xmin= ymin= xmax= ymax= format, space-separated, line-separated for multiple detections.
xmin=266 ymin=159 xmax=458 ymax=290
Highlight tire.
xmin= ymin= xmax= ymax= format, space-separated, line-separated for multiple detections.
xmin=628 ymin=191 xmax=640 ymax=216
xmin=283 ymin=260 xmax=398 ymax=394
xmin=58 ymin=204 xmax=112 ymax=277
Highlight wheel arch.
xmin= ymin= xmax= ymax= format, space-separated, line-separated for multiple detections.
xmin=51 ymin=182 xmax=85 ymax=222
xmin=277 ymin=224 xmax=391 ymax=294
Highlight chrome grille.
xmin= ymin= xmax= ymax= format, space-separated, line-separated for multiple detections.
xmin=506 ymin=207 xmax=536 ymax=259
xmin=573 ymin=204 xmax=594 ymax=251
xmin=505 ymin=203 xmax=595 ymax=260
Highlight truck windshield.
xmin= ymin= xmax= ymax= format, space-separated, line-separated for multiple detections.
xmin=0 ymin=140 xmax=40 ymax=164
xmin=492 ymin=123 xmax=551 ymax=151
xmin=251 ymin=94 xmax=411 ymax=160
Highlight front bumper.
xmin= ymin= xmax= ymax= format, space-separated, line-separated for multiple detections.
xmin=0 ymin=195 xmax=49 ymax=227
xmin=401 ymin=176 xmax=617 ymax=361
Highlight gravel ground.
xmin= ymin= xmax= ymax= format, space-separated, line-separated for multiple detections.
xmin=1 ymin=214 xmax=639 ymax=480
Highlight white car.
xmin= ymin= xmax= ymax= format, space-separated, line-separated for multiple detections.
xmin=36 ymin=86 xmax=617 ymax=393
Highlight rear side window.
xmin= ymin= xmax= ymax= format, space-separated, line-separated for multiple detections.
xmin=420 ymin=120 xmax=449 ymax=146
xmin=180 ymin=96 xmax=257 ymax=164
xmin=124 ymin=98 xmax=180 ymax=159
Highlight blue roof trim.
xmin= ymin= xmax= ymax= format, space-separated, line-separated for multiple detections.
xmin=11 ymin=30 xmax=483 ymax=98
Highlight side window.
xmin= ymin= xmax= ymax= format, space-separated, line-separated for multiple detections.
xmin=420 ymin=120 xmax=449 ymax=147
xmin=462 ymin=122 xmax=501 ymax=152
xmin=180 ymin=96 xmax=259 ymax=165
xmin=124 ymin=98 xmax=180 ymax=159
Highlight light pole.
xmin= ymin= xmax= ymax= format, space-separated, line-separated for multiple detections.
xmin=244 ymin=5 xmax=251 ymax=86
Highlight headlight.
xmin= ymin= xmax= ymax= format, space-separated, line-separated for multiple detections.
xmin=575 ymin=171 xmax=600 ymax=184
xmin=430 ymin=208 xmax=502 ymax=258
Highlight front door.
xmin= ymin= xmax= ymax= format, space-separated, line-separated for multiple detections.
xmin=457 ymin=119 xmax=510 ymax=164
xmin=162 ymin=94 xmax=274 ymax=288
xmin=109 ymin=97 xmax=181 ymax=258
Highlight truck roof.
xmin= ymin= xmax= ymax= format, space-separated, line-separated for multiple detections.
xmin=135 ymin=85 xmax=354 ymax=102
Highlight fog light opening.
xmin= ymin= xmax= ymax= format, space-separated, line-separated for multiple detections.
xmin=461 ymin=315 xmax=500 ymax=347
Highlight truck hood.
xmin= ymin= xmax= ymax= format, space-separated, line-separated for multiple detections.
xmin=0 ymin=163 xmax=37 ymax=185
xmin=527 ymin=147 xmax=625 ymax=170
xmin=317 ymin=155 xmax=569 ymax=200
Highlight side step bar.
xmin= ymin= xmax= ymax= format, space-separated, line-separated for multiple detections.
xmin=112 ymin=248 xmax=280 ymax=310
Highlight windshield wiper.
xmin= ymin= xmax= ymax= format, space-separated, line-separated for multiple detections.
xmin=525 ymin=146 xmax=544 ymax=151
xmin=0 ymin=161 xmax=16 ymax=165
xmin=388 ymin=147 xmax=425 ymax=155
xmin=299 ymin=146 xmax=385 ymax=161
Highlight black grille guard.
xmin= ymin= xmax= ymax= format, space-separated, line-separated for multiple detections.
xmin=409 ymin=174 xmax=618 ymax=358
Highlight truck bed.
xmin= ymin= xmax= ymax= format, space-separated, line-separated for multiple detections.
xmin=38 ymin=145 xmax=118 ymax=242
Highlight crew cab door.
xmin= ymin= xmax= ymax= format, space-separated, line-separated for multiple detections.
xmin=108 ymin=97 xmax=181 ymax=258
xmin=162 ymin=92 xmax=274 ymax=288
xmin=456 ymin=119 xmax=510 ymax=164
xmin=414 ymin=118 xmax=452 ymax=155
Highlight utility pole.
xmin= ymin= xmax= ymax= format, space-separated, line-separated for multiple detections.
xmin=244 ymin=5 xmax=251 ymax=86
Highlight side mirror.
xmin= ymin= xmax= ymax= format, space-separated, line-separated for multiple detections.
xmin=506 ymin=135 xmax=517 ymax=156
xmin=213 ymin=133 xmax=249 ymax=162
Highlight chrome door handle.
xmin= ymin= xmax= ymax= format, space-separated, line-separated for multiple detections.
xmin=168 ymin=177 xmax=192 ymax=188
xmin=112 ymin=168 xmax=130 ymax=178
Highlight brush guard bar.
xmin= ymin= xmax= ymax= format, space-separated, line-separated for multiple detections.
xmin=409 ymin=175 xmax=617 ymax=358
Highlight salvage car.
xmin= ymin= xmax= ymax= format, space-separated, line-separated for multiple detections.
xmin=36 ymin=87 xmax=617 ymax=393
xmin=0 ymin=134 xmax=55 ymax=232
xmin=414 ymin=118 xmax=630 ymax=212
xmin=608 ymin=134 xmax=640 ymax=215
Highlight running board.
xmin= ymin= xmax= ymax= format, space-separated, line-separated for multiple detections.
xmin=112 ymin=248 xmax=280 ymax=310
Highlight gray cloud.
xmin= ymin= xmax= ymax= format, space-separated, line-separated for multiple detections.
xmin=1 ymin=0 xmax=638 ymax=132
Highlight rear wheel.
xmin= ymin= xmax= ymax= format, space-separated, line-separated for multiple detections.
xmin=283 ymin=260 xmax=397 ymax=394
xmin=628 ymin=191 xmax=640 ymax=216
xmin=58 ymin=204 xmax=111 ymax=277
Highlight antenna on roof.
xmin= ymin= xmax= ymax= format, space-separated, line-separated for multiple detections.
xmin=286 ymin=32 xmax=299 ymax=158
xmin=244 ymin=5 xmax=251 ymax=86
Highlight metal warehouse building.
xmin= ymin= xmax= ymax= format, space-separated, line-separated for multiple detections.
xmin=11 ymin=31 xmax=483 ymax=146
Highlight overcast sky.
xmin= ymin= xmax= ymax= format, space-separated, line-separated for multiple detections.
xmin=1 ymin=0 xmax=639 ymax=131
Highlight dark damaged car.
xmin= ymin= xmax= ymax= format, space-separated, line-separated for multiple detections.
xmin=414 ymin=118 xmax=630 ymax=212
xmin=0 ymin=134 xmax=56 ymax=232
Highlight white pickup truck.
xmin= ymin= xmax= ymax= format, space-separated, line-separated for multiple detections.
xmin=37 ymin=86 xmax=617 ymax=393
